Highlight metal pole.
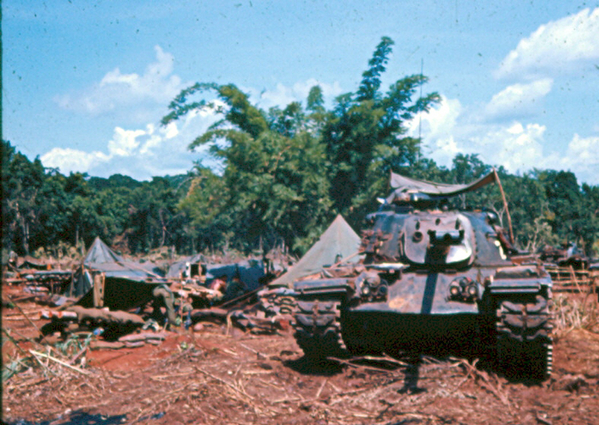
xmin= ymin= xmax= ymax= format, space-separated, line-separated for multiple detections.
xmin=493 ymin=168 xmax=515 ymax=245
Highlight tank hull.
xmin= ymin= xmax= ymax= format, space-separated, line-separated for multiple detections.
xmin=353 ymin=270 xmax=491 ymax=315
xmin=341 ymin=310 xmax=491 ymax=357
xmin=292 ymin=197 xmax=554 ymax=380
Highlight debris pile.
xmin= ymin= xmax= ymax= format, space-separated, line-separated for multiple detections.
xmin=2 ymin=226 xmax=599 ymax=424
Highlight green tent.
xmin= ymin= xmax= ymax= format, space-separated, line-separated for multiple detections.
xmin=270 ymin=215 xmax=362 ymax=287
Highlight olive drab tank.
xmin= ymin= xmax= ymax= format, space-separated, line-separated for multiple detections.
xmin=292 ymin=171 xmax=554 ymax=381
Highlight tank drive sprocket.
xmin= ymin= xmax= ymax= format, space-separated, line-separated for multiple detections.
xmin=495 ymin=294 xmax=553 ymax=380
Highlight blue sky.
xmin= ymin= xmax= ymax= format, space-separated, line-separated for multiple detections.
xmin=3 ymin=1 xmax=599 ymax=184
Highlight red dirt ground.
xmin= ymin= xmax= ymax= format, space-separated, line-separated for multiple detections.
xmin=2 ymin=283 xmax=598 ymax=425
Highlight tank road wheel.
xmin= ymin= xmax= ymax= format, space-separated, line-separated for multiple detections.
xmin=293 ymin=299 xmax=346 ymax=361
xmin=495 ymin=295 xmax=553 ymax=381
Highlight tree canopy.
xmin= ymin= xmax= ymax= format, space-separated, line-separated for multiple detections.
xmin=162 ymin=37 xmax=441 ymax=251
xmin=2 ymin=37 xmax=598 ymax=259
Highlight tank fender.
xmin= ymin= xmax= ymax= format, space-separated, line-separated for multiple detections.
xmin=294 ymin=278 xmax=353 ymax=298
xmin=486 ymin=265 xmax=552 ymax=295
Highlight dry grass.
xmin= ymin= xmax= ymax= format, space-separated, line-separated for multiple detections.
xmin=552 ymin=291 xmax=598 ymax=338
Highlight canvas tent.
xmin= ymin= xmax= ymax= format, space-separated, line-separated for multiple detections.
xmin=81 ymin=237 xmax=163 ymax=281
xmin=67 ymin=238 xmax=167 ymax=310
xmin=270 ymin=215 xmax=362 ymax=287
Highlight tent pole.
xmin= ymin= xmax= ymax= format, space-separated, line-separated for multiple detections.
xmin=494 ymin=168 xmax=515 ymax=245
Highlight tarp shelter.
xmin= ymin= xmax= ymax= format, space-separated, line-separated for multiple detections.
xmin=386 ymin=170 xmax=498 ymax=203
xmin=270 ymin=215 xmax=361 ymax=287
xmin=166 ymin=255 xmax=266 ymax=292
xmin=67 ymin=238 xmax=167 ymax=311
xmin=165 ymin=253 xmax=205 ymax=279
xmin=387 ymin=169 xmax=517 ymax=244
xmin=82 ymin=237 xmax=163 ymax=281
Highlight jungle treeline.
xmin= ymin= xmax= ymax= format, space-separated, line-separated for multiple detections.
xmin=3 ymin=38 xmax=598 ymax=259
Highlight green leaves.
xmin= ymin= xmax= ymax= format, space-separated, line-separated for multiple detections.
xmin=357 ymin=36 xmax=394 ymax=101
xmin=322 ymin=40 xmax=440 ymax=226
xmin=157 ymin=37 xmax=442 ymax=254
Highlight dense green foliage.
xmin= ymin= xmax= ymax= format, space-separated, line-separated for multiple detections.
xmin=2 ymin=38 xmax=598 ymax=258
xmin=1 ymin=145 xmax=192 ymax=257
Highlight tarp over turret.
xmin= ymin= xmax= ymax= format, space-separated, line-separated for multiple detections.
xmin=270 ymin=215 xmax=361 ymax=287
xmin=387 ymin=170 xmax=497 ymax=203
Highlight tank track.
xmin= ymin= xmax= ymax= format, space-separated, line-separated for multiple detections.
xmin=259 ymin=293 xmax=297 ymax=316
xmin=293 ymin=299 xmax=346 ymax=360
xmin=495 ymin=294 xmax=553 ymax=380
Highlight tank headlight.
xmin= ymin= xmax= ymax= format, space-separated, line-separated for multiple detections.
xmin=449 ymin=278 xmax=478 ymax=302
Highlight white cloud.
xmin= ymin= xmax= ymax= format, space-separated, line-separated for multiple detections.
xmin=41 ymin=148 xmax=110 ymax=174
xmin=544 ymin=134 xmax=599 ymax=184
xmin=470 ymin=122 xmax=547 ymax=173
xmin=44 ymin=45 xmax=229 ymax=179
xmin=484 ymin=79 xmax=553 ymax=119
xmin=412 ymin=95 xmax=598 ymax=184
xmin=251 ymin=79 xmax=343 ymax=109
xmin=410 ymin=96 xmax=463 ymax=165
xmin=495 ymin=8 xmax=599 ymax=80
xmin=55 ymin=46 xmax=186 ymax=117
xmin=291 ymin=79 xmax=343 ymax=101
xmin=419 ymin=98 xmax=549 ymax=173
xmin=107 ymin=127 xmax=144 ymax=157
xmin=567 ymin=134 xmax=599 ymax=162
xmin=258 ymin=83 xmax=297 ymax=108
xmin=43 ymin=76 xmax=346 ymax=179
xmin=162 ymin=122 xmax=179 ymax=139
xmin=40 ymin=109 xmax=219 ymax=180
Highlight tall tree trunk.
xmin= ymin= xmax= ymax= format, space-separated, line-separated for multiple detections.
xmin=22 ymin=220 xmax=29 ymax=255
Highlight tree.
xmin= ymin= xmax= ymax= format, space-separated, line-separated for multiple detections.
xmin=162 ymin=37 xmax=440 ymax=253
xmin=177 ymin=166 xmax=232 ymax=253
xmin=320 ymin=37 xmax=441 ymax=225
xmin=163 ymin=83 xmax=332 ymax=254
xmin=2 ymin=140 xmax=46 ymax=255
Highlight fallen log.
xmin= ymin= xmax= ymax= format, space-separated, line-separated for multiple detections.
xmin=8 ymin=294 xmax=38 ymax=303
xmin=118 ymin=331 xmax=169 ymax=343
xmin=190 ymin=307 xmax=291 ymax=334
xmin=4 ymin=278 xmax=26 ymax=285
xmin=67 ymin=306 xmax=145 ymax=327
xmin=190 ymin=308 xmax=229 ymax=321
xmin=90 ymin=340 xmax=125 ymax=350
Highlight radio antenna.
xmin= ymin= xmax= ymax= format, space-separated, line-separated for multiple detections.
xmin=418 ymin=59 xmax=424 ymax=162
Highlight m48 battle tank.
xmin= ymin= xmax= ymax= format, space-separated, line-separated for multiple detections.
xmin=292 ymin=171 xmax=553 ymax=380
